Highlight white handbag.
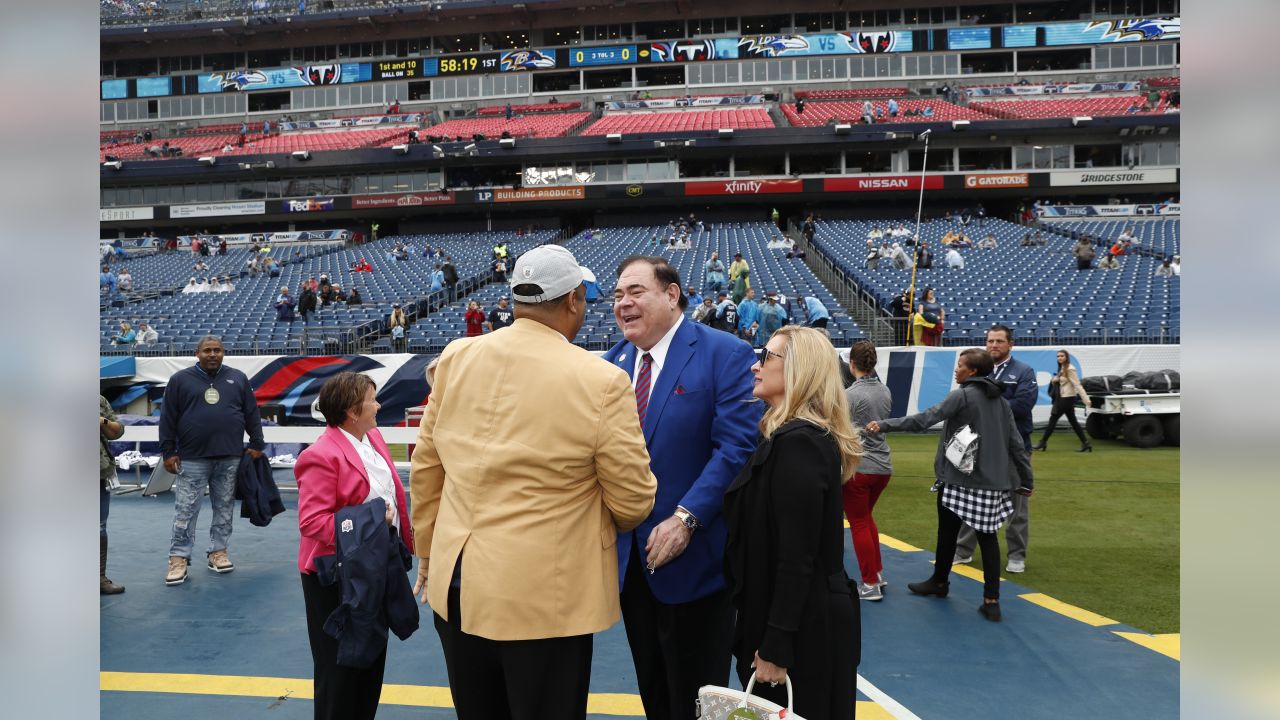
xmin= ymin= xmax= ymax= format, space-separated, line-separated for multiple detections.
xmin=697 ymin=672 xmax=806 ymax=720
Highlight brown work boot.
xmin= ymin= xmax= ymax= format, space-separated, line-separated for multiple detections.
xmin=207 ymin=549 xmax=235 ymax=574
xmin=100 ymin=537 xmax=124 ymax=595
xmin=165 ymin=556 xmax=188 ymax=586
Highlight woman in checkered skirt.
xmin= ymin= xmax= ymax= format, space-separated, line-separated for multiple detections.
xmin=866 ymin=348 xmax=1033 ymax=622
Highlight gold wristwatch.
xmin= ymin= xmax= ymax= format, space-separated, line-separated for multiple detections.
xmin=674 ymin=506 xmax=698 ymax=531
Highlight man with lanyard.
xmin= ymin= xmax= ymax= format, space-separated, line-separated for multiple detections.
xmin=954 ymin=324 xmax=1037 ymax=573
xmin=159 ymin=336 xmax=265 ymax=586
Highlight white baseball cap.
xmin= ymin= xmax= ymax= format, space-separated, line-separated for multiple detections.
xmin=509 ymin=245 xmax=586 ymax=303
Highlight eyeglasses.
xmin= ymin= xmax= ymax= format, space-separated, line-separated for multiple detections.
xmin=761 ymin=347 xmax=787 ymax=366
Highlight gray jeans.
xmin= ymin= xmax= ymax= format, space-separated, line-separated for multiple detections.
xmin=169 ymin=456 xmax=239 ymax=559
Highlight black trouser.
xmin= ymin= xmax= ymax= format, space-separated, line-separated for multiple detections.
xmin=1042 ymin=397 xmax=1088 ymax=446
xmin=301 ymin=572 xmax=386 ymax=720
xmin=1076 ymin=257 xmax=1093 ymax=270
xmin=621 ymin=543 xmax=733 ymax=720
xmin=433 ymin=585 xmax=593 ymax=720
xmin=931 ymin=492 xmax=1001 ymax=600
xmin=811 ymin=317 xmax=829 ymax=329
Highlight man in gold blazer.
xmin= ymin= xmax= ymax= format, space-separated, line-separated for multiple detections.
xmin=410 ymin=244 xmax=657 ymax=720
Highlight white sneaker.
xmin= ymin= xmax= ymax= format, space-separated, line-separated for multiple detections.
xmin=1006 ymin=558 xmax=1026 ymax=573
xmin=857 ymin=582 xmax=883 ymax=601
xmin=953 ymin=553 xmax=973 ymax=565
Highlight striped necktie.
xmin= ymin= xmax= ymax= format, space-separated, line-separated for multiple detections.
xmin=635 ymin=353 xmax=654 ymax=426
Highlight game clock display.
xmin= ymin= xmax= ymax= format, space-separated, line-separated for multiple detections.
xmin=435 ymin=53 xmax=500 ymax=75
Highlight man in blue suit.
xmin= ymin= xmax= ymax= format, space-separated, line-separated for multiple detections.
xmin=955 ymin=324 xmax=1038 ymax=573
xmin=603 ymin=256 xmax=760 ymax=720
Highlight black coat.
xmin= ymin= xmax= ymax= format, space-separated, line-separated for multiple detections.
xmin=723 ymin=420 xmax=859 ymax=720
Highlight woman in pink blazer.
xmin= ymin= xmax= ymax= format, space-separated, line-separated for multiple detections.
xmin=296 ymin=372 xmax=413 ymax=720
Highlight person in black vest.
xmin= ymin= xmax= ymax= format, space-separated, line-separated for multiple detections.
xmin=441 ymin=256 xmax=459 ymax=302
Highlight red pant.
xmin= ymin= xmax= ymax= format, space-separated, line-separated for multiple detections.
xmin=842 ymin=472 xmax=892 ymax=585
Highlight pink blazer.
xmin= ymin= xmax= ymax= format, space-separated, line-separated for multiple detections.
xmin=295 ymin=426 xmax=413 ymax=573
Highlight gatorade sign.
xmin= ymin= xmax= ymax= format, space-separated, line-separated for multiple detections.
xmin=964 ymin=173 xmax=1029 ymax=189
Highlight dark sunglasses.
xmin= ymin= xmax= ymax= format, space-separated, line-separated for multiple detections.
xmin=761 ymin=347 xmax=786 ymax=366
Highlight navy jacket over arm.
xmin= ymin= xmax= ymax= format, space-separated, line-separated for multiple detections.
xmin=317 ymin=499 xmax=419 ymax=668
xmin=235 ymin=453 xmax=285 ymax=527
xmin=997 ymin=356 xmax=1038 ymax=451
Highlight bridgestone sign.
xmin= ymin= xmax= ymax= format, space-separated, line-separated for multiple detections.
xmin=1050 ymin=169 xmax=1177 ymax=186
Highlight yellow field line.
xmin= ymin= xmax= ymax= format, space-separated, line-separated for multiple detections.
xmin=1019 ymin=593 xmax=1119 ymax=627
xmin=100 ymin=672 xmax=887 ymax=716
xmin=1112 ymin=632 xmax=1180 ymax=661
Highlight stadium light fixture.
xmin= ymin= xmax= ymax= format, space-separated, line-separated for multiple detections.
xmin=392 ymin=144 xmax=410 ymax=155
xmin=951 ymin=120 xmax=970 ymax=130
xmin=1071 ymin=116 xmax=1093 ymax=127
xmin=292 ymin=150 xmax=311 ymax=160
xmin=718 ymin=128 xmax=734 ymax=139
xmin=499 ymin=138 xmax=516 ymax=149
xmin=198 ymin=156 xmax=217 ymax=167
xmin=833 ymin=123 xmax=851 ymax=135
xmin=607 ymin=133 xmax=623 ymax=143
xmin=103 ymin=160 xmax=123 ymax=170
xmin=431 ymin=144 xmax=445 ymax=158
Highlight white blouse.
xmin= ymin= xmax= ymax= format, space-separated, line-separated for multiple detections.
xmin=339 ymin=428 xmax=399 ymax=529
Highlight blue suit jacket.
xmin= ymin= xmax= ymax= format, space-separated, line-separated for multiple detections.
xmin=602 ymin=319 xmax=761 ymax=604
xmin=995 ymin=356 xmax=1038 ymax=452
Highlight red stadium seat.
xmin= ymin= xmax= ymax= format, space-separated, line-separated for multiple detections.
xmin=580 ymin=108 xmax=774 ymax=135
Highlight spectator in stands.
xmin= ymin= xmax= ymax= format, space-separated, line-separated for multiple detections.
xmin=116 ymin=267 xmax=133 ymax=292
xmin=486 ymin=296 xmax=514 ymax=333
xmin=921 ymin=105 xmax=933 ymax=118
xmin=110 ymin=321 xmax=136 ymax=346
xmin=843 ymin=340 xmax=892 ymax=601
xmin=944 ymin=247 xmax=965 ymax=270
xmin=712 ymin=292 xmax=739 ymax=334
xmin=703 ymin=251 xmax=726 ymax=296
xmin=193 ymin=259 xmax=209 ymax=272
xmin=685 ymin=287 xmax=703 ymax=308
xmin=866 ymin=348 xmax=1033 ymax=622
xmin=181 ymin=278 xmax=199 ymax=294
xmin=952 ymin=233 xmax=973 ymax=249
xmin=442 ymin=256 xmax=460 ymax=302
xmin=1020 ymin=232 xmax=1035 ymax=247
xmin=1126 ymin=101 xmax=1141 ymax=115
xmin=888 ymin=98 xmax=899 ymax=117
xmin=758 ymin=292 xmax=787 ymax=347
xmin=387 ymin=303 xmax=408 ymax=338
xmin=1170 ymin=255 xmax=1181 ymax=276
xmin=298 ymin=284 xmax=318 ymax=324
xmin=429 ymin=264 xmax=445 ymax=295
xmin=464 ymin=301 xmax=486 ymax=337
xmin=1109 ymin=239 xmax=1127 ymax=257
xmin=352 ymin=258 xmax=373 ymax=273
xmin=136 ymin=321 xmax=158 ymax=347
xmin=261 ymin=120 xmax=270 ymax=135
xmin=737 ymin=287 xmax=760 ymax=345
xmin=916 ymin=242 xmax=934 ymax=270
xmin=803 ymin=296 xmax=831 ymax=329
xmin=786 ymin=239 xmax=806 ymax=260
xmin=978 ymin=233 xmax=997 ymax=250
xmin=861 ymin=100 xmax=874 ymax=124
xmin=889 ymin=243 xmax=910 ymax=270
xmin=1097 ymin=254 xmax=1120 ymax=270
xmin=692 ymin=296 xmax=718 ymax=325
xmin=346 ymin=286 xmax=363 ymax=305
xmin=865 ymin=240 xmax=880 ymax=270
xmin=1155 ymin=258 xmax=1175 ymax=278
xmin=729 ymin=252 xmax=751 ymax=298
xmin=888 ymin=290 xmax=911 ymax=346
xmin=914 ymin=288 xmax=944 ymax=347
xmin=218 ymin=239 xmax=227 ymax=255
xmin=100 ymin=265 xmax=117 ymax=296
xmin=1072 ymin=237 xmax=1096 ymax=270
xmin=275 ymin=287 xmax=296 ymax=322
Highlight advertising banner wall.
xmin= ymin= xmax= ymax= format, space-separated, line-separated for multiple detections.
xmin=964 ymin=173 xmax=1030 ymax=189
xmin=1049 ymin=169 xmax=1178 ymax=187
xmin=100 ymin=207 xmax=154 ymax=222
xmin=684 ymin=179 xmax=804 ymax=196
xmin=282 ymin=197 xmax=336 ymax=213
xmin=845 ymin=344 xmax=1181 ymax=428
xmin=493 ymin=186 xmax=586 ymax=202
xmin=1038 ymin=202 xmax=1181 ymax=217
xmin=823 ymin=175 xmax=946 ymax=192
xmin=171 ymin=201 xmax=265 ymax=219
xmin=351 ymin=192 xmax=456 ymax=209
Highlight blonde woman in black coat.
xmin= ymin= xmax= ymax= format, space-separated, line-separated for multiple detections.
xmin=723 ymin=326 xmax=863 ymax=719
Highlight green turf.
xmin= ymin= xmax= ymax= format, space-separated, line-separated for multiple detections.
xmin=867 ymin=433 xmax=1179 ymax=634
xmin=385 ymin=430 xmax=1180 ymax=633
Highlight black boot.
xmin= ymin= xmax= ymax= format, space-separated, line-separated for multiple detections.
xmin=1077 ymin=442 xmax=1093 ymax=452
xmin=907 ymin=578 xmax=950 ymax=597
xmin=979 ymin=601 xmax=1002 ymax=622
xmin=101 ymin=536 xmax=124 ymax=595
xmin=1031 ymin=440 xmax=1047 ymax=451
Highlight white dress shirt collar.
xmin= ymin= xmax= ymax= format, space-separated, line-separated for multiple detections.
xmin=337 ymin=427 xmax=399 ymax=529
xmin=632 ymin=315 xmax=683 ymax=387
